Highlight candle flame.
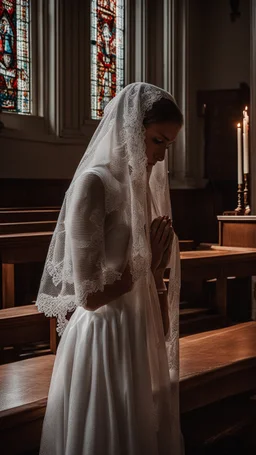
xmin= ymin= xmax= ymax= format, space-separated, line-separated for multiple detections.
xmin=237 ymin=123 xmax=241 ymax=127
xmin=245 ymin=106 xmax=248 ymax=110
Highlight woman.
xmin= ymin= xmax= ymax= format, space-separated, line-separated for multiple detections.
xmin=37 ymin=82 xmax=183 ymax=455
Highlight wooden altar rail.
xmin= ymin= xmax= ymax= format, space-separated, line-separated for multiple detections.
xmin=0 ymin=322 xmax=255 ymax=455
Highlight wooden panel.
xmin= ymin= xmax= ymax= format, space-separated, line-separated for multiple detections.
xmin=1 ymin=414 xmax=45 ymax=455
xmin=182 ymin=395 xmax=256 ymax=452
xmin=0 ymin=305 xmax=49 ymax=347
xmin=0 ymin=221 xmax=56 ymax=235
xmin=221 ymin=221 xmax=256 ymax=247
xmin=0 ymin=232 xmax=52 ymax=264
xmin=0 ymin=233 xmax=52 ymax=307
xmin=2 ymin=264 xmax=15 ymax=308
xmin=180 ymin=248 xmax=256 ymax=282
xmin=50 ymin=318 xmax=58 ymax=354
xmin=178 ymin=240 xmax=195 ymax=251
xmin=181 ymin=363 xmax=256 ymax=413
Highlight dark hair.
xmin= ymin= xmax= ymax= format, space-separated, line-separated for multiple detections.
xmin=143 ymin=97 xmax=183 ymax=126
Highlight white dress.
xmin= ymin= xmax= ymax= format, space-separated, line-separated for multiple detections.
xmin=39 ymin=177 xmax=183 ymax=455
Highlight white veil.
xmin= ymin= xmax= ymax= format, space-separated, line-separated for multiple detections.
xmin=36 ymin=81 xmax=181 ymax=364
xmin=36 ymin=82 xmax=180 ymax=331
xmin=36 ymin=82 xmax=183 ymax=454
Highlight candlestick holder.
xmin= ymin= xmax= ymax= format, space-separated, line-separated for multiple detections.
xmin=235 ymin=183 xmax=244 ymax=215
xmin=243 ymin=173 xmax=251 ymax=215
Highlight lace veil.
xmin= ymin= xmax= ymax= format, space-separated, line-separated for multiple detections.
xmin=36 ymin=82 xmax=181 ymax=356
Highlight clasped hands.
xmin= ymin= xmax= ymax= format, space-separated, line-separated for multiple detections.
xmin=150 ymin=215 xmax=174 ymax=278
xmin=116 ymin=215 xmax=174 ymax=297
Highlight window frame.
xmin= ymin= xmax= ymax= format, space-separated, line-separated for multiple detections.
xmin=0 ymin=0 xmax=158 ymax=144
xmin=0 ymin=0 xmax=67 ymax=143
xmin=0 ymin=0 xmax=44 ymax=136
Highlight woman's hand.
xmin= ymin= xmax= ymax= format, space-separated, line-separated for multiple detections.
xmin=150 ymin=216 xmax=173 ymax=274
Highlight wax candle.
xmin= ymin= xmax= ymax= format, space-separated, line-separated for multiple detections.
xmin=243 ymin=106 xmax=249 ymax=174
xmin=237 ymin=123 xmax=243 ymax=184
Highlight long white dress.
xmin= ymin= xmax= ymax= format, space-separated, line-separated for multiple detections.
xmin=38 ymin=82 xmax=183 ymax=455
xmin=39 ymin=174 xmax=182 ymax=455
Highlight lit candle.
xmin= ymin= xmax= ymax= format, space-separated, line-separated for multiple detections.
xmin=237 ymin=123 xmax=243 ymax=184
xmin=243 ymin=106 xmax=249 ymax=174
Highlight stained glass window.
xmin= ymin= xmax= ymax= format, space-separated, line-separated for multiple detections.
xmin=91 ymin=0 xmax=124 ymax=120
xmin=0 ymin=0 xmax=30 ymax=114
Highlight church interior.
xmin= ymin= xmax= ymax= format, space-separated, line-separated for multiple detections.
xmin=1 ymin=0 xmax=256 ymax=454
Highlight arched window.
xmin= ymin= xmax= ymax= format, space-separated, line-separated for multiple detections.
xmin=91 ymin=0 xmax=125 ymax=120
xmin=0 ymin=0 xmax=30 ymax=114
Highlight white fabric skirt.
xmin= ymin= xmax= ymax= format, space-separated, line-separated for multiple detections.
xmin=39 ymin=279 xmax=183 ymax=455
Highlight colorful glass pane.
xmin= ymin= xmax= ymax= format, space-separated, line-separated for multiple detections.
xmin=0 ymin=0 xmax=30 ymax=114
xmin=91 ymin=0 xmax=124 ymax=119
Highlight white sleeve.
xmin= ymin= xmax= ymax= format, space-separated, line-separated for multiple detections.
xmin=66 ymin=172 xmax=123 ymax=306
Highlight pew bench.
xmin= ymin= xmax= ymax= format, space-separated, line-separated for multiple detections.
xmin=1 ymin=321 xmax=256 ymax=455
xmin=0 ymin=305 xmax=50 ymax=364
xmin=0 ymin=221 xmax=56 ymax=235
xmin=180 ymin=322 xmax=256 ymax=412
xmin=180 ymin=322 xmax=256 ymax=452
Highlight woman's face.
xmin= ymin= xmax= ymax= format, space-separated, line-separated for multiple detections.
xmin=144 ymin=121 xmax=181 ymax=169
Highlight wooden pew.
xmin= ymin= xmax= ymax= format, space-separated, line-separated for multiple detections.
xmin=0 ymin=233 xmax=195 ymax=309
xmin=180 ymin=323 xmax=256 ymax=452
xmin=178 ymin=239 xmax=195 ymax=251
xmin=0 ymin=305 xmax=50 ymax=364
xmin=180 ymin=245 xmax=256 ymax=322
xmin=0 ymin=354 xmax=55 ymax=455
xmin=0 ymin=221 xmax=56 ymax=235
xmin=180 ymin=322 xmax=256 ymax=412
xmin=0 ymin=232 xmax=52 ymax=308
xmin=0 ymin=322 xmax=256 ymax=455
